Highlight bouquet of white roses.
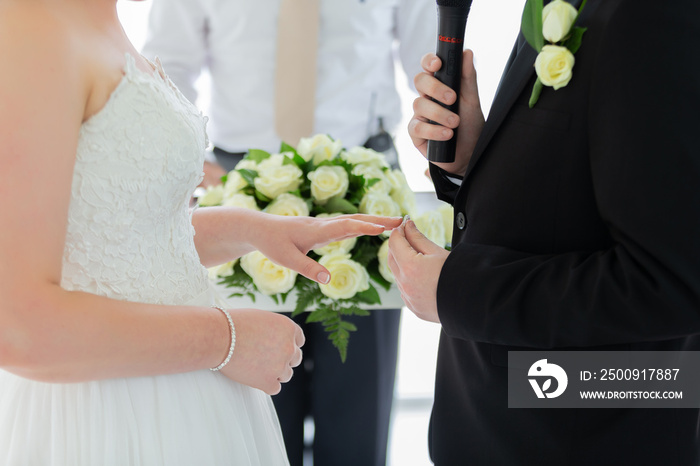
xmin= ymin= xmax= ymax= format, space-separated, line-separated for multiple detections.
xmin=199 ymin=134 xmax=452 ymax=361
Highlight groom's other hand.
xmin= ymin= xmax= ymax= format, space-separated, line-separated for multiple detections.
xmin=387 ymin=219 xmax=448 ymax=323
xmin=408 ymin=49 xmax=484 ymax=178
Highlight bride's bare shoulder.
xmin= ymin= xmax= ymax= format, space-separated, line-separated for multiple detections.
xmin=0 ymin=1 xmax=81 ymax=68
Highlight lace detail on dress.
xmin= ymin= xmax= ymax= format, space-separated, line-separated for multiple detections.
xmin=61 ymin=54 xmax=210 ymax=305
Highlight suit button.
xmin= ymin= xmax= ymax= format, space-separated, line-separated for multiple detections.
xmin=456 ymin=212 xmax=466 ymax=230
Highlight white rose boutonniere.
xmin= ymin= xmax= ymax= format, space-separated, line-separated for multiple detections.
xmin=522 ymin=0 xmax=587 ymax=107
xmin=542 ymin=0 xmax=578 ymax=43
xmin=534 ymin=45 xmax=575 ymax=90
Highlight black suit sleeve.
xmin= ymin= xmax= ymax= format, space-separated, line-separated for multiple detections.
xmin=436 ymin=0 xmax=700 ymax=347
xmin=429 ymin=163 xmax=461 ymax=204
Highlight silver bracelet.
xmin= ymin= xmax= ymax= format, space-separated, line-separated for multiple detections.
xmin=210 ymin=306 xmax=236 ymax=372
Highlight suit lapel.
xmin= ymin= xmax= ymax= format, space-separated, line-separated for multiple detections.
xmin=462 ymin=0 xmax=585 ymax=182
xmin=462 ymin=42 xmax=537 ymax=180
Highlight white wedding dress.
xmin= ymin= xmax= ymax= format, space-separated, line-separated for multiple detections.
xmin=0 ymin=55 xmax=289 ymax=466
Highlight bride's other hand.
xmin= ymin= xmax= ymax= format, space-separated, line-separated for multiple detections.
xmin=253 ymin=213 xmax=403 ymax=285
xmin=221 ymin=309 xmax=304 ymax=395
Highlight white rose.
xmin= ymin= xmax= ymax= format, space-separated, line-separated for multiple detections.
xmin=437 ymin=203 xmax=454 ymax=245
xmin=307 ymin=165 xmax=350 ymax=203
xmin=297 ymin=134 xmax=343 ymax=164
xmin=359 ymin=192 xmax=401 ymax=218
xmin=313 ymin=214 xmax=357 ymax=256
xmin=221 ymin=193 xmax=260 ymax=210
xmin=240 ymin=251 xmax=297 ymax=295
xmin=235 ymin=159 xmax=258 ymax=171
xmin=254 ymin=153 xmax=303 ymax=199
xmin=542 ymin=0 xmax=578 ymax=43
xmin=222 ymin=170 xmax=248 ymax=199
xmin=318 ymin=253 xmax=370 ymax=300
xmin=377 ymin=240 xmax=394 ymax=284
xmin=264 ymin=193 xmax=310 ymax=216
xmin=208 ymin=260 xmax=237 ymax=280
xmin=390 ymin=187 xmax=417 ymax=217
xmin=414 ymin=211 xmax=447 ymax=247
xmin=340 ymin=146 xmax=389 ymax=169
xmin=351 ymin=164 xmax=391 ymax=194
xmin=535 ymin=45 xmax=575 ymax=90
xmin=197 ymin=185 xmax=224 ymax=206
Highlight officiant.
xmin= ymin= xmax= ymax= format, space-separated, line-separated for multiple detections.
xmin=142 ymin=1 xmax=435 ymax=465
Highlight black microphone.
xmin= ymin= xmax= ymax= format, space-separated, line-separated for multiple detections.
xmin=427 ymin=0 xmax=473 ymax=163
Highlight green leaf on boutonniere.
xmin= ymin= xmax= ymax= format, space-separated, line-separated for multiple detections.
xmin=521 ymin=0 xmax=544 ymax=52
xmin=237 ymin=169 xmax=258 ymax=187
xmin=529 ymin=78 xmax=544 ymax=108
xmin=575 ymin=0 xmax=588 ymax=19
xmin=324 ymin=196 xmax=358 ymax=214
xmin=282 ymin=154 xmax=297 ymax=166
xmin=245 ymin=149 xmax=271 ymax=163
xmin=563 ymin=26 xmax=587 ymax=54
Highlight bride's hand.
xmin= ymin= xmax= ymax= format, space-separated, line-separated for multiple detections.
xmin=221 ymin=309 xmax=304 ymax=395
xmin=254 ymin=214 xmax=403 ymax=284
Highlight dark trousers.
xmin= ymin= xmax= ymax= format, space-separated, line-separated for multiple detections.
xmin=212 ymin=147 xmax=246 ymax=171
xmin=273 ymin=309 xmax=401 ymax=466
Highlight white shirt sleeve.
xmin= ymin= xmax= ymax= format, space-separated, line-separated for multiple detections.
xmin=395 ymin=0 xmax=438 ymax=93
xmin=141 ymin=0 xmax=209 ymax=105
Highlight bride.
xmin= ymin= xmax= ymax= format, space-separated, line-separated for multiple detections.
xmin=0 ymin=0 xmax=402 ymax=464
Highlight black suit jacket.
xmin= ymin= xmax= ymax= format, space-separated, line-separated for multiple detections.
xmin=429 ymin=0 xmax=700 ymax=464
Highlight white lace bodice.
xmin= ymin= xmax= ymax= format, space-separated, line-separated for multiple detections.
xmin=60 ymin=55 xmax=210 ymax=305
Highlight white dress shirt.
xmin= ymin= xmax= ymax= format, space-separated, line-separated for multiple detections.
xmin=142 ymin=0 xmax=436 ymax=153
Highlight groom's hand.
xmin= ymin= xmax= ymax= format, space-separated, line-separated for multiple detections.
xmin=387 ymin=219 xmax=448 ymax=323
xmin=408 ymin=50 xmax=484 ymax=178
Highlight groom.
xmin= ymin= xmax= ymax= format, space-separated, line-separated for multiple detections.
xmin=390 ymin=0 xmax=700 ymax=464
